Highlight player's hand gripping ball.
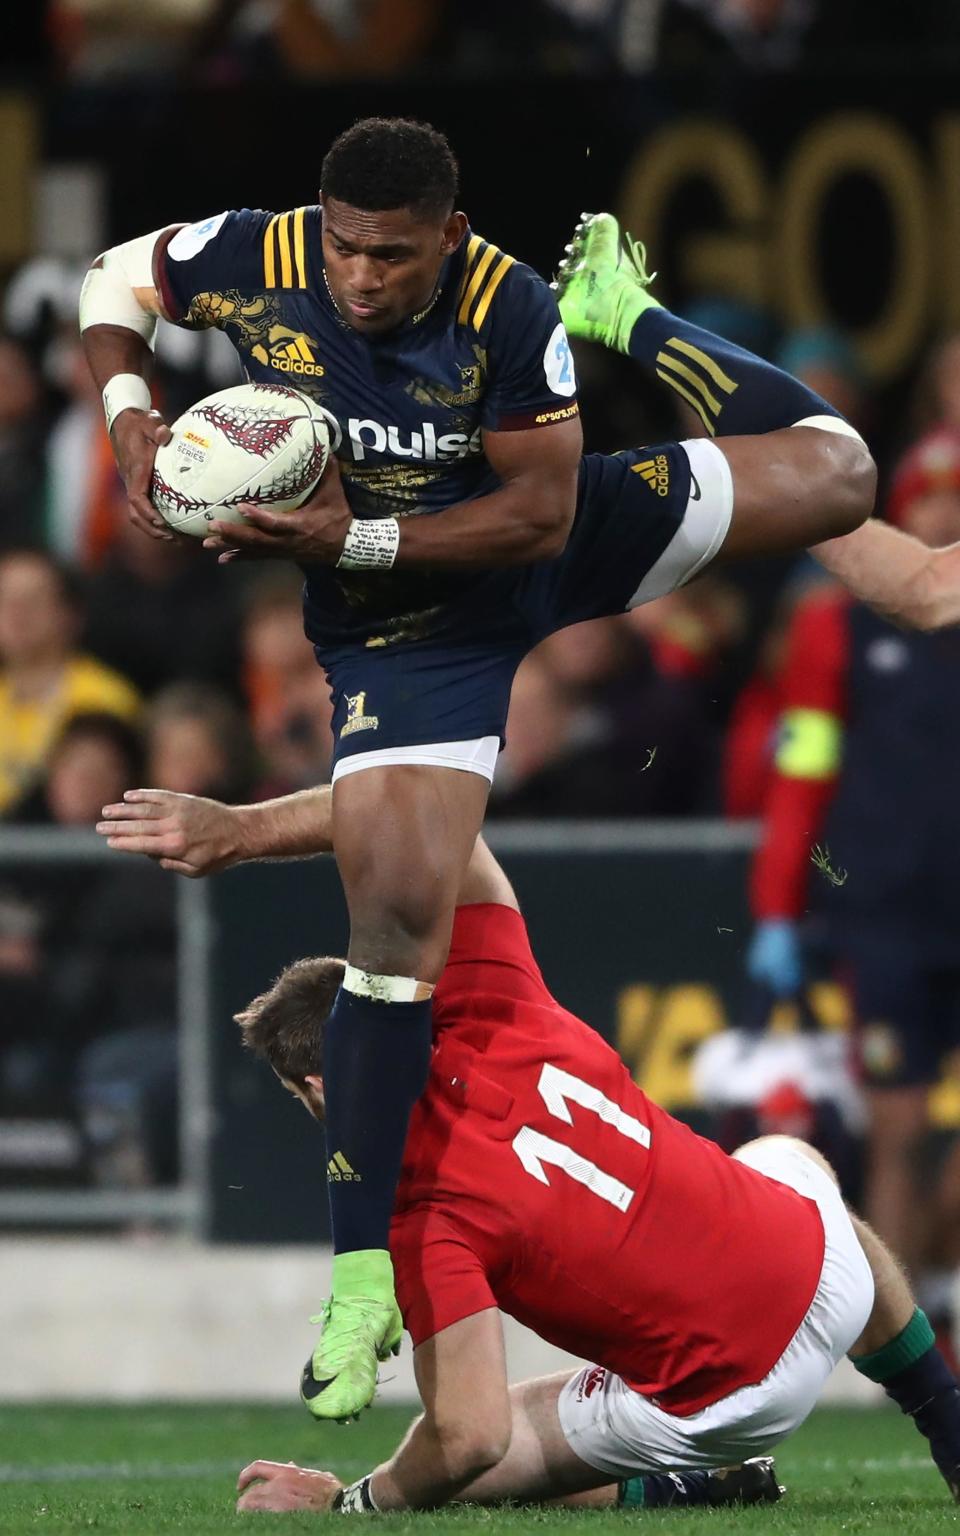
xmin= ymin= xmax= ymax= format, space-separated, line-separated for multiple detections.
xmin=150 ymin=382 xmax=331 ymax=537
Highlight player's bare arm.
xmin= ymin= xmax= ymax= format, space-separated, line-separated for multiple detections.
xmin=203 ymin=415 xmax=582 ymax=567
xmin=811 ymin=518 xmax=960 ymax=631
xmin=96 ymin=784 xmax=520 ymax=910
xmin=80 ymin=227 xmax=180 ymax=541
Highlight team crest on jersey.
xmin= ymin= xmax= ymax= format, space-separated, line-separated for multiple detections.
xmin=341 ymin=691 xmax=379 ymax=738
xmin=251 ymin=327 xmax=325 ymax=378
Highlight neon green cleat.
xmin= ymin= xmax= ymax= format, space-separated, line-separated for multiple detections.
xmin=300 ymin=1250 xmax=403 ymax=1423
xmin=552 ymin=211 xmax=662 ymax=355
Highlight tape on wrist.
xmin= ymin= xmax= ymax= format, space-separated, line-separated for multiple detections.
xmin=337 ymin=517 xmax=400 ymax=571
xmin=332 ymin=1475 xmax=379 ymax=1513
xmin=103 ymin=374 xmax=152 ymax=433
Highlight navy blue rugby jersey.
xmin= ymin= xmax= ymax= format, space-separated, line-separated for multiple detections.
xmin=157 ymin=208 xmax=579 ymax=647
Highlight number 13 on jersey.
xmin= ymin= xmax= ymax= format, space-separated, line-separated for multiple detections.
xmin=512 ymin=1062 xmax=651 ymax=1213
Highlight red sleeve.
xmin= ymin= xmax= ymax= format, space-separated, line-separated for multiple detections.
xmin=750 ymin=589 xmax=850 ymax=919
xmin=390 ymin=1206 xmax=497 ymax=1347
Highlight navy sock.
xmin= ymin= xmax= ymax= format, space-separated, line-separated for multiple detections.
xmin=883 ymin=1348 xmax=960 ymax=1488
xmin=322 ymin=986 xmax=432 ymax=1254
xmin=621 ymin=1470 xmax=713 ymax=1509
xmin=628 ymin=308 xmax=843 ymax=438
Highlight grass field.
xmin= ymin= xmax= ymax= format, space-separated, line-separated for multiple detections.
xmin=0 ymin=1405 xmax=952 ymax=1535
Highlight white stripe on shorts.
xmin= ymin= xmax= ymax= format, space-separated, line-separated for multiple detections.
xmin=332 ymin=734 xmax=500 ymax=785
xmin=628 ymin=437 xmax=734 ymax=608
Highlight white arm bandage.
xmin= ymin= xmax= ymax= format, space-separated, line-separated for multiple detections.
xmin=79 ymin=229 xmax=165 ymax=347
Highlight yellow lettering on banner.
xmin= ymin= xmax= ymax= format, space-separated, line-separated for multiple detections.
xmin=778 ymin=114 xmax=931 ymax=379
xmin=618 ymin=121 xmax=767 ymax=305
xmin=616 ymin=983 xmax=724 ymax=1114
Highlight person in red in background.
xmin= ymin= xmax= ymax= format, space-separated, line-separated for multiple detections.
xmin=746 ymin=426 xmax=960 ymax=1344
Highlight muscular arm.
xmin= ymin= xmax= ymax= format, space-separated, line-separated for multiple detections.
xmin=811 ymin=518 xmax=960 ymax=630
xmin=368 ymin=1312 xmax=513 ymax=1510
xmin=97 ymin=786 xmax=516 ymax=907
xmin=80 ymin=226 xmax=180 ymax=538
xmin=394 ymin=418 xmax=582 ymax=566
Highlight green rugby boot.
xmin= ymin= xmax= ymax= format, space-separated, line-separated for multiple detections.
xmin=552 ymin=211 xmax=661 ymax=355
xmin=300 ymin=1250 xmax=403 ymax=1423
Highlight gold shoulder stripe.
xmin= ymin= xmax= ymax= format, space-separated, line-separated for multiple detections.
xmin=292 ymin=206 xmax=307 ymax=288
xmin=666 ymin=337 xmax=738 ymax=395
xmin=458 ymin=242 xmax=499 ymax=325
xmin=456 ymin=234 xmax=483 ymax=307
xmin=263 ymin=215 xmax=279 ymax=288
xmin=277 ymin=211 xmax=294 ymax=288
xmin=472 ymin=252 xmax=515 ymax=329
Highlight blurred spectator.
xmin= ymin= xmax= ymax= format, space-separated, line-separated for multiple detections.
xmin=913 ymin=334 xmax=960 ymax=440
xmin=45 ymin=334 xmax=127 ymax=569
xmin=0 ymin=337 xmax=46 ymax=552
xmin=661 ymin=0 xmax=819 ymax=70
xmin=777 ymin=328 xmax=868 ymax=436
xmin=242 ymin=569 xmax=333 ymax=791
xmin=147 ymin=680 xmax=261 ymax=801
xmin=491 ymin=612 xmax=720 ymax=817
xmin=14 ymin=711 xmax=144 ymax=826
xmin=744 ymin=426 xmax=960 ymax=1337
xmin=82 ymin=515 xmax=243 ymax=696
xmin=0 ymin=550 xmax=141 ymax=818
xmin=723 ymin=578 xmax=822 ymax=819
xmin=268 ymin=0 xmax=445 ymax=78
xmin=52 ymin=0 xmax=219 ymax=78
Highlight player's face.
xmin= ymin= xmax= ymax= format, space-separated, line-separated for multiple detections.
xmin=321 ymin=198 xmax=467 ymax=335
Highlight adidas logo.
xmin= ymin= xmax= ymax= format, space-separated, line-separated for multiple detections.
xmin=632 ymin=453 xmax=670 ymax=497
xmin=327 ymin=1151 xmax=360 ymax=1181
xmin=252 ymin=332 xmax=325 ymax=377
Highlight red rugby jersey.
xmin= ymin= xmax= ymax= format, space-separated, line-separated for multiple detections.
xmin=391 ymin=903 xmax=825 ymax=1416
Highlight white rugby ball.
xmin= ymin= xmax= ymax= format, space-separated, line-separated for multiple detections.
xmin=150 ymin=382 xmax=331 ymax=537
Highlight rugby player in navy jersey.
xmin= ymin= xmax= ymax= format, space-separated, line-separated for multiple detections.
xmin=82 ymin=114 xmax=931 ymax=1423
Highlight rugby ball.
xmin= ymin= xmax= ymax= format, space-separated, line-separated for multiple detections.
xmin=150 ymin=382 xmax=331 ymax=537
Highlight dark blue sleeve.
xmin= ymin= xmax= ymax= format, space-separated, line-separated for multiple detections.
xmin=479 ymin=262 xmax=580 ymax=432
xmin=156 ymin=209 xmax=274 ymax=325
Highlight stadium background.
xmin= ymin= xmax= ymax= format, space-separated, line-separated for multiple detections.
xmin=3 ymin=0 xmax=960 ymax=1434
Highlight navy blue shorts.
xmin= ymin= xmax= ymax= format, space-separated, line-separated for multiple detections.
xmin=846 ymin=937 xmax=960 ymax=1088
xmin=315 ymin=438 xmax=731 ymax=775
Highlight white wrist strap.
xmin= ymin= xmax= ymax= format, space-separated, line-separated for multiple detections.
xmin=337 ymin=517 xmax=400 ymax=571
xmin=103 ymin=374 xmax=152 ymax=432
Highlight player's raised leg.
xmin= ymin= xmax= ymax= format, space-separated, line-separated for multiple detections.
xmin=555 ymin=212 xmax=876 ymax=555
xmin=301 ymin=759 xmax=489 ymax=1421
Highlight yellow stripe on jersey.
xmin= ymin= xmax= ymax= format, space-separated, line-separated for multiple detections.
xmin=775 ymin=707 xmax=844 ymax=780
xmin=458 ymin=242 xmax=499 ymax=325
xmin=293 ymin=206 xmax=307 ymax=288
xmin=278 ymin=212 xmax=294 ymax=288
xmin=456 ymin=234 xmax=483 ymax=308
xmin=263 ymin=215 xmax=279 ymax=288
xmin=665 ymin=337 xmax=738 ymax=396
xmin=656 ymin=352 xmax=722 ymax=418
xmin=472 ymin=252 xmax=515 ymax=329
xmin=655 ymin=368 xmax=713 ymax=434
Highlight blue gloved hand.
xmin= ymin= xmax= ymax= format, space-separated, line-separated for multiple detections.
xmin=746 ymin=919 xmax=804 ymax=996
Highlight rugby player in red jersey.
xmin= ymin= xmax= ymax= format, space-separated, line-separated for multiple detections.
xmin=97 ymin=788 xmax=960 ymax=1515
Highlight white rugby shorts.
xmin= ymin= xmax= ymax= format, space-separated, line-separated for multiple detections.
xmin=557 ymin=1141 xmax=875 ymax=1477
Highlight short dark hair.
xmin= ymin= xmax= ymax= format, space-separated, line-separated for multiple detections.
xmin=321 ymin=117 xmax=458 ymax=220
xmin=235 ymin=956 xmax=345 ymax=1082
xmin=51 ymin=710 xmax=145 ymax=779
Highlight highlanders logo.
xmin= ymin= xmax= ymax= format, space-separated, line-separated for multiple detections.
xmin=341 ymin=691 xmax=379 ymax=738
